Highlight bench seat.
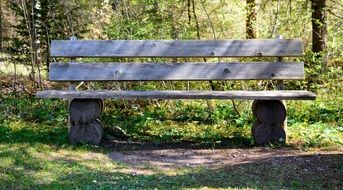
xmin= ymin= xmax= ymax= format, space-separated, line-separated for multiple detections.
xmin=37 ymin=90 xmax=316 ymax=100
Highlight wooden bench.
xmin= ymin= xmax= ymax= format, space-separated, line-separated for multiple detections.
xmin=37 ymin=37 xmax=316 ymax=145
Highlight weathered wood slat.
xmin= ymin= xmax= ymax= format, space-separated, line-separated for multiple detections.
xmin=36 ymin=90 xmax=316 ymax=100
xmin=50 ymin=39 xmax=303 ymax=57
xmin=49 ymin=62 xmax=304 ymax=81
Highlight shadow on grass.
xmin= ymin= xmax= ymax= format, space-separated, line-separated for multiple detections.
xmin=0 ymin=143 xmax=50 ymax=189
xmin=55 ymin=153 xmax=341 ymax=189
xmin=1 ymin=143 xmax=341 ymax=190
xmin=0 ymin=114 xmax=253 ymax=149
xmin=103 ymin=138 xmax=255 ymax=151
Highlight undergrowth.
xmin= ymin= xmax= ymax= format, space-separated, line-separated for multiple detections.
xmin=0 ymin=59 xmax=342 ymax=148
xmin=0 ymin=90 xmax=341 ymax=148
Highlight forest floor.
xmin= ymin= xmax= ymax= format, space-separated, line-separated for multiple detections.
xmin=106 ymin=142 xmax=343 ymax=188
xmin=1 ymin=140 xmax=342 ymax=189
xmin=108 ymin=144 xmax=342 ymax=173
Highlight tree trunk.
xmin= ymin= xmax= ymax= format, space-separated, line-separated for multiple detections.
xmin=246 ymin=0 xmax=256 ymax=39
xmin=171 ymin=3 xmax=178 ymax=40
xmin=311 ymin=0 xmax=327 ymax=54
xmin=0 ymin=1 xmax=2 ymax=51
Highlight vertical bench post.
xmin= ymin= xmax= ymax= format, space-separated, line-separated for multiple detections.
xmin=251 ymin=35 xmax=288 ymax=145
xmin=69 ymin=36 xmax=77 ymax=91
xmin=67 ymin=36 xmax=104 ymax=145
xmin=276 ymin=35 xmax=288 ymax=134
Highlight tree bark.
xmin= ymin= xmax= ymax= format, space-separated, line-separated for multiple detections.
xmin=0 ymin=1 xmax=2 ymax=51
xmin=187 ymin=0 xmax=191 ymax=25
xmin=171 ymin=3 xmax=178 ymax=40
xmin=246 ymin=0 xmax=256 ymax=39
xmin=311 ymin=0 xmax=327 ymax=53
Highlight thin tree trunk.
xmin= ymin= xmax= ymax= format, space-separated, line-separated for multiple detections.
xmin=311 ymin=0 xmax=327 ymax=54
xmin=192 ymin=0 xmax=200 ymax=40
xmin=191 ymin=0 xmax=214 ymax=112
xmin=21 ymin=0 xmax=35 ymax=82
xmin=192 ymin=0 xmax=213 ymax=89
xmin=187 ymin=0 xmax=191 ymax=25
xmin=270 ymin=1 xmax=280 ymax=38
xmin=171 ymin=3 xmax=178 ymax=66
xmin=0 ymin=1 xmax=3 ymax=52
xmin=0 ymin=1 xmax=2 ymax=98
xmin=246 ymin=0 xmax=256 ymax=39
xmin=31 ymin=0 xmax=42 ymax=88
xmin=200 ymin=0 xmax=216 ymax=39
xmin=171 ymin=3 xmax=178 ymax=40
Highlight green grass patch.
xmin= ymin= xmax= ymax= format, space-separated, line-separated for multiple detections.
xmin=0 ymin=141 xmax=342 ymax=189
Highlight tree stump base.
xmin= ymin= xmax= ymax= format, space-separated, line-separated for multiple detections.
xmin=251 ymin=100 xmax=286 ymax=145
xmin=68 ymin=99 xmax=104 ymax=145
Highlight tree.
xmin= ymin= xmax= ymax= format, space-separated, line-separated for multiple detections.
xmin=311 ymin=0 xmax=327 ymax=54
xmin=246 ymin=0 xmax=256 ymax=39
xmin=0 ymin=1 xmax=2 ymax=51
xmin=0 ymin=0 xmax=15 ymax=53
xmin=8 ymin=0 xmax=93 ymax=73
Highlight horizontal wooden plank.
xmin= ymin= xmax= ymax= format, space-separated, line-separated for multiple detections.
xmin=36 ymin=90 xmax=316 ymax=100
xmin=49 ymin=62 xmax=304 ymax=81
xmin=50 ymin=39 xmax=303 ymax=58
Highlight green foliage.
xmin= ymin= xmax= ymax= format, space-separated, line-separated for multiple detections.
xmin=0 ymin=96 xmax=67 ymax=124
xmin=104 ymin=0 xmax=191 ymax=39
xmin=99 ymin=99 xmax=254 ymax=146
xmin=0 ymin=96 xmax=68 ymax=144
xmin=282 ymin=51 xmax=343 ymax=93
xmin=7 ymin=0 xmax=96 ymax=69
xmin=289 ymin=123 xmax=343 ymax=148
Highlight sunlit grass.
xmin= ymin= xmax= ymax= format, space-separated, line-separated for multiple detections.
xmin=1 ymin=141 xmax=342 ymax=189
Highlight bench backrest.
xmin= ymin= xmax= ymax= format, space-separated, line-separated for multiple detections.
xmin=49 ymin=39 xmax=304 ymax=81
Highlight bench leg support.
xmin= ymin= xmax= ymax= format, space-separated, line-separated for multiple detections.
xmin=251 ymin=100 xmax=286 ymax=145
xmin=68 ymin=99 xmax=104 ymax=145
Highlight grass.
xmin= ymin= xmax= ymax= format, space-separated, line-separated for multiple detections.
xmin=0 ymin=93 xmax=342 ymax=189
xmin=0 ymin=134 xmax=342 ymax=190
xmin=0 ymin=141 xmax=342 ymax=189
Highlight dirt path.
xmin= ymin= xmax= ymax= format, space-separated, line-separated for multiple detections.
xmin=108 ymin=147 xmax=343 ymax=172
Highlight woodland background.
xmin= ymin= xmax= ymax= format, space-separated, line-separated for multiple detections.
xmin=0 ymin=0 xmax=342 ymax=83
